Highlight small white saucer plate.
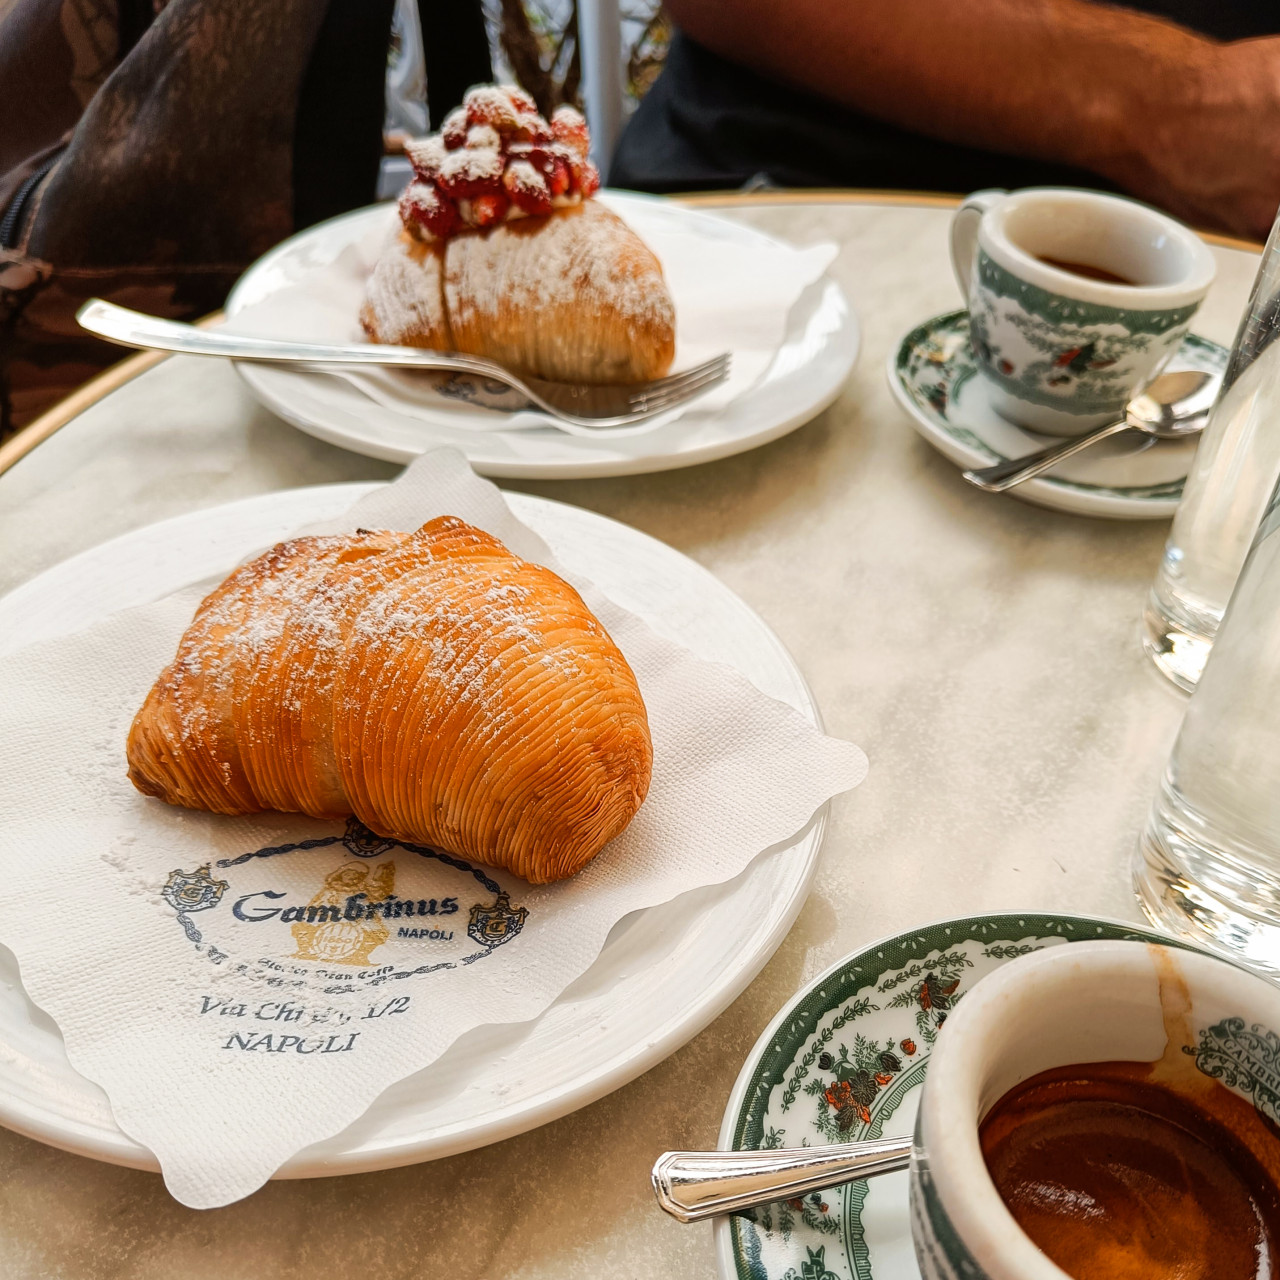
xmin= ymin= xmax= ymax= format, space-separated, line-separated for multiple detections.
xmin=713 ymin=912 xmax=1199 ymax=1280
xmin=223 ymin=192 xmax=859 ymax=479
xmin=887 ymin=311 xmax=1228 ymax=520
xmin=0 ymin=485 xmax=828 ymax=1177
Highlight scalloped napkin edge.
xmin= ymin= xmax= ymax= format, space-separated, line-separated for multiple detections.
xmin=0 ymin=448 xmax=865 ymax=1207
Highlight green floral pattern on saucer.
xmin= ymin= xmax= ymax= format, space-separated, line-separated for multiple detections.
xmin=890 ymin=311 xmax=1228 ymax=515
xmin=717 ymin=913 xmax=1198 ymax=1280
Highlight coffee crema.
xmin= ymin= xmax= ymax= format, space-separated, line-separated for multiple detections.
xmin=1034 ymin=254 xmax=1138 ymax=286
xmin=980 ymin=1060 xmax=1280 ymax=1279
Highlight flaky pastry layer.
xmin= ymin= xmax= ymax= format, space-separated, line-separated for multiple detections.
xmin=127 ymin=517 xmax=652 ymax=883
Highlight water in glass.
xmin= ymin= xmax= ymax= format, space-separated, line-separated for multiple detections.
xmin=1137 ymin=491 xmax=1280 ymax=972
xmin=1145 ymin=209 xmax=1280 ymax=691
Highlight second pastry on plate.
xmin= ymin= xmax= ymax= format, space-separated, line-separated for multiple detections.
xmin=224 ymin=187 xmax=857 ymax=476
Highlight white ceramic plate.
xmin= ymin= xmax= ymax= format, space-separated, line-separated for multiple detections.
xmin=712 ymin=912 xmax=1201 ymax=1280
xmin=887 ymin=311 xmax=1228 ymax=520
xmin=0 ymin=485 xmax=827 ymax=1177
xmin=223 ymin=192 xmax=859 ymax=478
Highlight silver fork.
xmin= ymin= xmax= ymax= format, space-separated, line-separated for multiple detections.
xmin=76 ymin=299 xmax=731 ymax=429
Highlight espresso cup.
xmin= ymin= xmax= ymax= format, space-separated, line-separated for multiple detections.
xmin=909 ymin=939 xmax=1280 ymax=1280
xmin=951 ymin=188 xmax=1216 ymax=434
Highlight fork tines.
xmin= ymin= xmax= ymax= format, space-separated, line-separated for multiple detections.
xmin=626 ymin=353 xmax=732 ymax=414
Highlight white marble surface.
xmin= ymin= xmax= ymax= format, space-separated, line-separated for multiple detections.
xmin=0 ymin=198 xmax=1260 ymax=1278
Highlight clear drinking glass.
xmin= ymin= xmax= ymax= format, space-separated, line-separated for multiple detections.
xmin=1144 ymin=207 xmax=1280 ymax=691
xmin=1137 ymin=483 xmax=1280 ymax=972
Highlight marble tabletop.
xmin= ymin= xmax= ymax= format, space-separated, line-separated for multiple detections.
xmin=0 ymin=195 xmax=1260 ymax=1279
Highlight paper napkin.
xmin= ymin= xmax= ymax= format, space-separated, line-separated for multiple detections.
xmin=0 ymin=450 xmax=865 ymax=1207
xmin=222 ymin=196 xmax=838 ymax=434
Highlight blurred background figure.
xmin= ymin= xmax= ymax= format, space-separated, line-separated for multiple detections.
xmin=5 ymin=0 xmax=1279 ymax=440
xmin=612 ymin=0 xmax=1280 ymax=242
xmin=0 ymin=0 xmax=491 ymax=437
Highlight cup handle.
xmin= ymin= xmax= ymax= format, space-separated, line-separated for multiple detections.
xmin=950 ymin=189 xmax=1006 ymax=303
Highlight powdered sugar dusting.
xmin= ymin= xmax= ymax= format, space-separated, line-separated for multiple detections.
xmin=439 ymin=146 xmax=504 ymax=191
xmin=360 ymin=230 xmax=448 ymax=348
xmin=503 ymin=160 xmax=548 ymax=202
xmin=127 ymin=515 xmax=653 ymax=882
xmin=465 ymin=124 xmax=501 ymax=151
xmin=447 ymin=201 xmax=675 ymax=355
xmin=365 ymin=199 xmax=675 ymax=379
xmin=397 ymin=83 xmax=598 ymax=243
xmin=463 ymin=86 xmax=520 ymax=131
xmin=404 ymin=135 xmax=446 ymax=178
xmin=367 ymin=86 xmax=672 ymax=381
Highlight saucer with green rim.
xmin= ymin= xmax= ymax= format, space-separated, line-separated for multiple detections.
xmin=713 ymin=911 xmax=1207 ymax=1280
xmin=887 ymin=311 xmax=1227 ymax=521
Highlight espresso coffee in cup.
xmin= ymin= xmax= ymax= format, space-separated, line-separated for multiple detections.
xmin=909 ymin=940 xmax=1280 ymax=1280
xmin=981 ymin=1056 xmax=1280 ymax=1276
xmin=950 ymin=189 xmax=1217 ymax=435
xmin=1031 ymin=255 xmax=1138 ymax=286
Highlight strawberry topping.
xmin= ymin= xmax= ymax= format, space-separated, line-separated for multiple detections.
xmin=505 ymin=85 xmax=539 ymax=116
xmin=465 ymin=124 xmax=501 ymax=151
xmin=550 ymin=106 xmax=590 ymax=158
xmin=437 ymin=146 xmax=504 ymax=200
xmin=465 ymin=85 xmax=519 ymax=132
xmin=545 ymin=154 xmax=572 ymax=197
xmin=397 ymin=84 xmax=596 ymax=242
xmin=511 ymin=112 xmax=553 ymax=144
xmin=405 ymin=135 xmax=446 ymax=181
xmin=440 ymin=107 xmax=470 ymax=151
xmin=503 ymin=160 xmax=553 ymax=215
xmin=469 ymin=192 xmax=510 ymax=228
xmin=399 ymin=182 xmax=459 ymax=240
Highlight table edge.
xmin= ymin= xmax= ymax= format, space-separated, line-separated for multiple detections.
xmin=0 ymin=189 xmax=1260 ymax=479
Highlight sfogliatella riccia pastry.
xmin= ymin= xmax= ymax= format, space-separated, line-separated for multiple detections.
xmin=126 ymin=516 xmax=652 ymax=884
xmin=361 ymin=84 xmax=676 ymax=384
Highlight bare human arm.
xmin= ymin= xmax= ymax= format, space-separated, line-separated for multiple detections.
xmin=662 ymin=0 xmax=1280 ymax=239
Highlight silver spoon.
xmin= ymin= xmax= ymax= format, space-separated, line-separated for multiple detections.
xmin=961 ymin=367 xmax=1219 ymax=493
xmin=651 ymin=1136 xmax=913 ymax=1223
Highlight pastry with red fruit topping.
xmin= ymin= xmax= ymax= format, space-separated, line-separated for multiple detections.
xmin=404 ymin=135 xmax=446 ymax=180
xmin=464 ymin=85 xmax=520 ymax=132
xmin=387 ymin=86 xmax=635 ymax=255
xmin=362 ymin=83 xmax=674 ymax=384
xmin=440 ymin=107 xmax=470 ymax=151
xmin=503 ymin=160 xmax=553 ymax=216
xmin=550 ymin=106 xmax=591 ymax=158
xmin=436 ymin=146 xmax=504 ymax=201
xmin=505 ymin=84 xmax=539 ymax=116
xmin=399 ymin=181 xmax=458 ymax=241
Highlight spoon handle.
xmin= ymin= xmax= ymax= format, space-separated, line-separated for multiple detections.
xmin=962 ymin=417 xmax=1133 ymax=492
xmin=651 ymin=1136 xmax=913 ymax=1223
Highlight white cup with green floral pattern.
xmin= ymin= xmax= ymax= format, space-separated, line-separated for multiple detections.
xmin=951 ymin=188 xmax=1216 ymax=435
xmin=909 ymin=939 xmax=1280 ymax=1280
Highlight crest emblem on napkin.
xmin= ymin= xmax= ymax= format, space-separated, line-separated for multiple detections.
xmin=467 ymin=893 xmax=529 ymax=948
xmin=160 ymin=864 xmax=229 ymax=943
xmin=157 ymin=824 xmax=529 ymax=990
